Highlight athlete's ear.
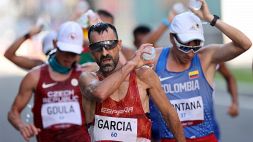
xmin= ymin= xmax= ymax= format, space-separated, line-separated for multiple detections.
xmin=118 ymin=40 xmax=122 ymax=50
xmin=169 ymin=33 xmax=176 ymax=47
xmin=133 ymin=39 xmax=138 ymax=48
xmin=53 ymin=39 xmax=57 ymax=48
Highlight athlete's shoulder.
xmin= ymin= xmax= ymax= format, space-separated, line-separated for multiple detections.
xmin=155 ymin=47 xmax=164 ymax=57
xmin=135 ymin=66 xmax=161 ymax=90
xmin=198 ymin=44 xmax=222 ymax=66
xmin=21 ymin=63 xmax=44 ymax=89
xmin=136 ymin=66 xmax=156 ymax=81
xmin=198 ymin=44 xmax=221 ymax=55
xmin=79 ymin=71 xmax=99 ymax=86
xmin=80 ymin=71 xmax=98 ymax=78
xmin=77 ymin=62 xmax=99 ymax=72
xmin=154 ymin=47 xmax=169 ymax=64
xmin=27 ymin=63 xmax=45 ymax=74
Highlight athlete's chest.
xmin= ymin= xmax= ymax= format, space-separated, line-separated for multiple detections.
xmin=110 ymin=81 xmax=130 ymax=102
xmin=38 ymin=76 xmax=81 ymax=104
xmin=159 ymin=69 xmax=202 ymax=95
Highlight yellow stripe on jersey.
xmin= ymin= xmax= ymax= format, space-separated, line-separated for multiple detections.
xmin=189 ymin=70 xmax=199 ymax=79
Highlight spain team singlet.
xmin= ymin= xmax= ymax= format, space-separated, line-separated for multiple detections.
xmin=93 ymin=71 xmax=151 ymax=142
xmin=33 ymin=64 xmax=90 ymax=142
xmin=150 ymin=48 xmax=217 ymax=140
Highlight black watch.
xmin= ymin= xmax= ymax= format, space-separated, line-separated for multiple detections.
xmin=24 ymin=33 xmax=31 ymax=39
xmin=210 ymin=15 xmax=220 ymax=26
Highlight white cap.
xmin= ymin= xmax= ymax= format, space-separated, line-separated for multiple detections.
xmin=42 ymin=31 xmax=56 ymax=55
xmin=170 ymin=12 xmax=204 ymax=43
xmin=56 ymin=21 xmax=83 ymax=54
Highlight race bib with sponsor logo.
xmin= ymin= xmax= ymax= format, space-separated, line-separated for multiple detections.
xmin=41 ymin=102 xmax=82 ymax=128
xmin=94 ymin=115 xmax=137 ymax=142
xmin=170 ymin=96 xmax=204 ymax=126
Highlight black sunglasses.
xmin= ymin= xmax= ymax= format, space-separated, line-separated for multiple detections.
xmin=173 ymin=34 xmax=203 ymax=53
xmin=89 ymin=40 xmax=118 ymax=52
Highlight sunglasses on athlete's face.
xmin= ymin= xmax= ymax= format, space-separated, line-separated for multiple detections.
xmin=173 ymin=35 xmax=203 ymax=53
xmin=89 ymin=40 xmax=118 ymax=52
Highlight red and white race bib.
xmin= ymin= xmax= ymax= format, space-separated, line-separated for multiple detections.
xmin=94 ymin=115 xmax=138 ymax=142
xmin=170 ymin=96 xmax=204 ymax=126
xmin=41 ymin=102 xmax=81 ymax=128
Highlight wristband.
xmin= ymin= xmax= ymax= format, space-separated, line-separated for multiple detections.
xmin=210 ymin=15 xmax=220 ymax=26
xmin=24 ymin=33 xmax=31 ymax=39
xmin=162 ymin=18 xmax=171 ymax=28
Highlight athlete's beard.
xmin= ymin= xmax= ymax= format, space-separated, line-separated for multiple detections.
xmin=98 ymin=54 xmax=119 ymax=75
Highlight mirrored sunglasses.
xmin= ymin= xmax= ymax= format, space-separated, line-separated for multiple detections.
xmin=89 ymin=40 xmax=118 ymax=52
xmin=174 ymin=37 xmax=203 ymax=53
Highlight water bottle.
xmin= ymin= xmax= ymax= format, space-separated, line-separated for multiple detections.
xmin=78 ymin=10 xmax=96 ymax=39
xmin=142 ymin=46 xmax=156 ymax=61
xmin=36 ymin=14 xmax=51 ymax=31
xmin=78 ymin=10 xmax=96 ymax=29
xmin=78 ymin=14 xmax=89 ymax=29
xmin=25 ymin=103 xmax=33 ymax=123
xmin=189 ymin=0 xmax=202 ymax=10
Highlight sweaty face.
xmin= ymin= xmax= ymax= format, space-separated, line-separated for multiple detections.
xmin=89 ymin=28 xmax=120 ymax=74
xmin=98 ymin=52 xmax=118 ymax=73
xmin=170 ymin=34 xmax=199 ymax=64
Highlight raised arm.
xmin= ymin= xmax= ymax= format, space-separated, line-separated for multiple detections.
xmin=142 ymin=10 xmax=176 ymax=45
xmin=79 ymin=61 xmax=135 ymax=102
xmin=191 ymin=0 xmax=252 ymax=64
xmin=218 ymin=63 xmax=239 ymax=117
xmin=79 ymin=44 xmax=153 ymax=102
xmin=4 ymin=26 xmax=44 ymax=70
xmin=138 ymin=67 xmax=185 ymax=142
xmin=8 ymin=70 xmax=41 ymax=141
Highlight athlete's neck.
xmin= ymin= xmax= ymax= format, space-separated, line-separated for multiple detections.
xmin=48 ymin=54 xmax=72 ymax=74
xmin=169 ymin=47 xmax=192 ymax=72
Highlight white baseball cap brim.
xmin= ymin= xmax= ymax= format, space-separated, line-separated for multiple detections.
xmin=57 ymin=41 xmax=83 ymax=54
xmin=177 ymin=32 xmax=204 ymax=43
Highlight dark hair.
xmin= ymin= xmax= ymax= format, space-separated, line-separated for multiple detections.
xmin=96 ymin=9 xmax=114 ymax=22
xmin=88 ymin=22 xmax=118 ymax=43
xmin=133 ymin=25 xmax=151 ymax=38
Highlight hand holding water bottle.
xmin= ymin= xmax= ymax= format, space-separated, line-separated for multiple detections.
xmin=169 ymin=2 xmax=186 ymax=22
xmin=142 ymin=46 xmax=156 ymax=61
xmin=189 ymin=0 xmax=202 ymax=10
xmin=189 ymin=0 xmax=214 ymax=23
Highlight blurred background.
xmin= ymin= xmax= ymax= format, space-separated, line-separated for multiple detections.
xmin=0 ymin=0 xmax=252 ymax=142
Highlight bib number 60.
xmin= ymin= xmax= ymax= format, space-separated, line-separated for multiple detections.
xmin=111 ymin=132 xmax=118 ymax=137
